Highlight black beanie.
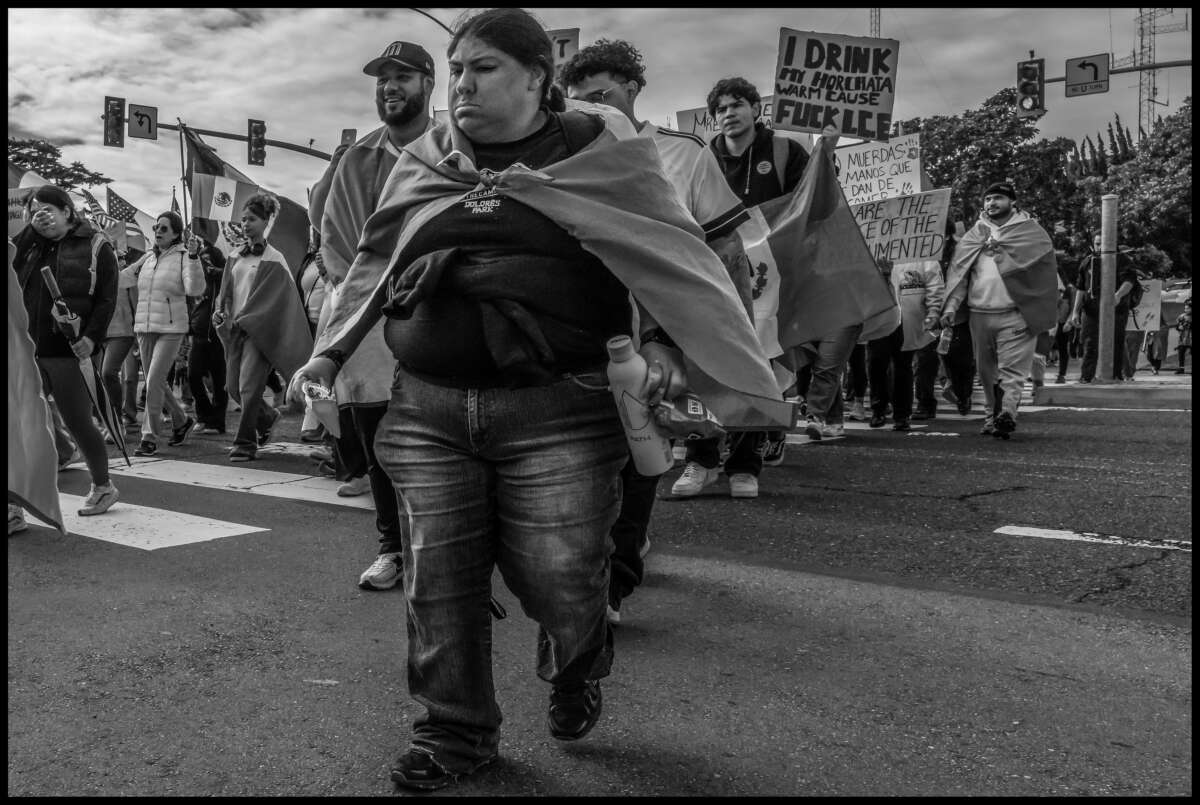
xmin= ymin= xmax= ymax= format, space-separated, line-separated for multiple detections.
xmin=983 ymin=181 xmax=1016 ymax=200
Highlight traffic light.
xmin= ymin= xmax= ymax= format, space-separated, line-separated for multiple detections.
xmin=247 ymin=119 xmax=267 ymax=166
xmin=103 ymin=96 xmax=125 ymax=148
xmin=1015 ymin=58 xmax=1045 ymax=118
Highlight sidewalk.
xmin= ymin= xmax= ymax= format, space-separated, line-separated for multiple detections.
xmin=1032 ymin=362 xmax=1192 ymax=409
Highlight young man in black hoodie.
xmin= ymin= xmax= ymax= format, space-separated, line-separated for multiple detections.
xmin=186 ymin=238 xmax=229 ymax=434
xmin=672 ymin=76 xmax=809 ymax=499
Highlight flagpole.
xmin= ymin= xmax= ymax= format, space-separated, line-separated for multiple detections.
xmin=177 ymin=120 xmax=190 ymax=232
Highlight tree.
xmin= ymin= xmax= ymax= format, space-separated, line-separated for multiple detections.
xmin=1087 ymin=96 xmax=1192 ymax=276
xmin=7 ymin=138 xmax=111 ymax=190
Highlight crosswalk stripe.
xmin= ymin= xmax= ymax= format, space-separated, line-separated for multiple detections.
xmin=995 ymin=525 xmax=1191 ymax=553
xmin=59 ymin=493 xmax=268 ymax=550
xmin=106 ymin=459 xmax=375 ymax=510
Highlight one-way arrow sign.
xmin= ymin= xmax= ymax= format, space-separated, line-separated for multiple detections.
xmin=1065 ymin=53 xmax=1110 ymax=97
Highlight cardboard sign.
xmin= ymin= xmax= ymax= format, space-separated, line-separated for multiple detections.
xmin=8 ymin=187 xmax=31 ymax=238
xmin=674 ymin=96 xmax=813 ymax=150
xmin=546 ymin=28 xmax=579 ymax=80
xmin=834 ymin=133 xmax=921 ymax=204
xmin=1127 ymin=279 xmax=1162 ymax=332
xmin=772 ymin=28 xmax=899 ymax=141
xmin=850 ymin=188 xmax=951 ymax=263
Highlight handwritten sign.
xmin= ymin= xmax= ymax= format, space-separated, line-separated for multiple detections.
xmin=8 ymin=187 xmax=31 ymax=238
xmin=835 ymin=133 xmax=921 ymax=204
xmin=772 ymin=28 xmax=899 ymax=141
xmin=546 ymin=28 xmax=579 ymax=80
xmin=675 ymin=96 xmax=812 ymax=148
xmin=1128 ymin=279 xmax=1162 ymax=332
xmin=851 ymin=189 xmax=951 ymax=263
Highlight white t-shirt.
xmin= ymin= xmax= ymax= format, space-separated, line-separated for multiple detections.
xmin=967 ymin=214 xmax=1022 ymax=312
xmin=640 ymin=123 xmax=749 ymax=242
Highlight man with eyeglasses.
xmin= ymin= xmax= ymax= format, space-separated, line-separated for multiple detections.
xmin=561 ymin=39 xmax=755 ymax=626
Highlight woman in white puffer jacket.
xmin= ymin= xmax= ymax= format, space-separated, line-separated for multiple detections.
xmin=122 ymin=211 xmax=204 ymax=455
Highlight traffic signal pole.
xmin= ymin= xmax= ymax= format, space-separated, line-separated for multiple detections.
xmin=1043 ymin=58 xmax=1191 ymax=84
xmin=156 ymin=121 xmax=333 ymax=161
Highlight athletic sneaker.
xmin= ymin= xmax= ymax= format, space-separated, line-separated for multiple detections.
xmin=257 ymin=408 xmax=281 ymax=447
xmin=821 ymin=422 xmax=845 ymax=438
xmin=670 ymin=462 xmax=721 ymax=497
xmin=229 ymin=445 xmax=256 ymax=462
xmin=133 ymin=439 xmax=157 ymax=457
xmin=979 ymin=415 xmax=996 ymax=436
xmin=168 ymin=416 xmax=195 ymax=446
xmin=847 ymin=399 xmax=867 ymax=421
xmin=804 ymin=416 xmax=824 ymax=441
xmin=8 ymin=505 xmax=27 ymax=535
xmin=761 ymin=435 xmax=787 ymax=466
xmin=78 ymin=482 xmax=119 ymax=516
xmin=728 ymin=473 xmax=758 ymax=499
xmin=993 ymin=411 xmax=1016 ymax=438
xmin=940 ymin=385 xmax=959 ymax=406
xmin=359 ymin=551 xmax=403 ymax=591
xmin=337 ymin=476 xmax=371 ymax=497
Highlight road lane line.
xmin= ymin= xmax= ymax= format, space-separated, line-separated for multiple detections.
xmin=58 ymin=494 xmax=268 ymax=550
xmin=995 ymin=525 xmax=1191 ymax=553
xmin=106 ymin=459 xmax=374 ymax=510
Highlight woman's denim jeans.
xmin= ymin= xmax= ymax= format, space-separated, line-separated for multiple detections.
xmin=374 ymin=367 xmax=627 ymax=773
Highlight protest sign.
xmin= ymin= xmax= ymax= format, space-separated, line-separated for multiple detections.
xmin=675 ymin=96 xmax=813 ymax=149
xmin=835 ymin=133 xmax=922 ymax=204
xmin=546 ymin=28 xmax=579 ymax=81
xmin=1128 ymin=278 xmax=1162 ymax=332
xmin=850 ymin=188 xmax=951 ymax=263
xmin=8 ymin=187 xmax=31 ymax=238
xmin=772 ymin=28 xmax=899 ymax=141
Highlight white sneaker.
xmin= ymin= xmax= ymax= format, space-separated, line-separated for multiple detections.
xmin=848 ymin=400 xmax=867 ymax=421
xmin=78 ymin=482 xmax=119 ymax=516
xmin=8 ymin=504 xmax=27 ymax=535
xmin=670 ymin=462 xmax=721 ymax=497
xmin=821 ymin=422 xmax=845 ymax=438
xmin=728 ymin=473 xmax=759 ymax=498
xmin=804 ymin=416 xmax=824 ymax=441
xmin=337 ymin=475 xmax=372 ymax=497
xmin=359 ymin=551 xmax=403 ymax=591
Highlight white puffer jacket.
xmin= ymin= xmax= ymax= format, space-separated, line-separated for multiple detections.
xmin=125 ymin=243 xmax=204 ymax=334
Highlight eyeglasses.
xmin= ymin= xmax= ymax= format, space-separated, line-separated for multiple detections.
xmin=153 ymin=225 xmax=172 ymax=233
xmin=579 ymin=86 xmax=618 ymax=105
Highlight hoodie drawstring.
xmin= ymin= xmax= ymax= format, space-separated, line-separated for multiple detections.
xmin=744 ymin=145 xmax=753 ymax=197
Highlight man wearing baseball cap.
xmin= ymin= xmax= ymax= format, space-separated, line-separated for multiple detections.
xmin=938 ymin=181 xmax=1058 ymax=439
xmin=305 ymin=40 xmax=440 ymax=592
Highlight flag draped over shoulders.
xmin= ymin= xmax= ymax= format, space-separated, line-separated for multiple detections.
xmin=7 ymin=256 xmax=65 ymax=533
xmin=317 ymin=115 xmax=796 ymax=430
xmin=747 ymin=135 xmax=899 ymax=367
xmin=216 ymin=246 xmax=313 ymax=385
xmin=947 ymin=215 xmax=1059 ymax=334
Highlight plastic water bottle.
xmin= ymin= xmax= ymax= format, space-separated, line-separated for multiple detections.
xmin=937 ymin=326 xmax=954 ymax=355
xmin=606 ymin=335 xmax=674 ymax=476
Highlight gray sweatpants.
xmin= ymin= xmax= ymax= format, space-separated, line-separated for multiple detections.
xmin=968 ymin=309 xmax=1037 ymax=420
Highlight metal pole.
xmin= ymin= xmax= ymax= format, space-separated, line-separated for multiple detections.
xmin=1098 ymin=194 xmax=1118 ymax=382
xmin=176 ymin=123 xmax=189 ymax=229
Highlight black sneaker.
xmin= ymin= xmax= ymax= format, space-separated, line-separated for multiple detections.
xmin=548 ymin=679 xmax=602 ymax=741
xmin=257 ymin=408 xmax=281 ymax=447
xmin=892 ymin=418 xmax=910 ymax=431
xmin=910 ymin=409 xmax=936 ymax=420
xmin=993 ymin=411 xmax=1016 ymax=439
xmin=389 ymin=748 xmax=486 ymax=792
xmin=762 ymin=434 xmax=788 ymax=464
xmin=868 ymin=413 xmax=887 ymax=428
xmin=133 ymin=439 xmax=157 ymax=457
xmin=168 ymin=416 xmax=195 ymax=447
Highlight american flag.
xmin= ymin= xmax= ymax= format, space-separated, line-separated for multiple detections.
xmin=79 ymin=188 xmax=118 ymax=229
xmin=106 ymin=188 xmax=141 ymax=224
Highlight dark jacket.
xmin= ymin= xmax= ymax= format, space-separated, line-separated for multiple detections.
xmin=14 ymin=218 xmax=118 ymax=358
xmin=1077 ymin=249 xmax=1138 ymax=314
xmin=188 ymin=242 xmax=227 ymax=339
xmin=708 ymin=121 xmax=809 ymax=207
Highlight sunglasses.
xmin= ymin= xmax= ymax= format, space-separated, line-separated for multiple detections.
xmin=153 ymin=224 xmax=173 ymax=233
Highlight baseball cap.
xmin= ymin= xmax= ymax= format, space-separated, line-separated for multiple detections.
xmin=983 ymin=181 xmax=1016 ymax=200
xmin=363 ymin=41 xmax=435 ymax=77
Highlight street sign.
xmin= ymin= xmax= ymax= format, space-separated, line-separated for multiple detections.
xmin=127 ymin=104 xmax=158 ymax=139
xmin=1065 ymin=53 xmax=1110 ymax=97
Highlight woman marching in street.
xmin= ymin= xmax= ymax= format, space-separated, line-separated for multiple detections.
xmin=123 ymin=211 xmax=204 ymax=456
xmin=213 ymin=193 xmax=312 ymax=462
xmin=12 ymin=185 xmax=120 ymax=515
xmin=289 ymin=7 xmax=788 ymax=791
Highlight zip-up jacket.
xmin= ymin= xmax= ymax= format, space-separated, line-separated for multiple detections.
xmin=708 ymin=121 xmax=809 ymax=207
xmin=124 ymin=242 xmax=204 ymax=334
xmin=13 ymin=218 xmax=118 ymax=357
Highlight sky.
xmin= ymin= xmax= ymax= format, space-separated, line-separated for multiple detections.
xmin=7 ymin=7 xmax=1192 ymax=217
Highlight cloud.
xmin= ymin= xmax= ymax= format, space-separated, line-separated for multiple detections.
xmin=10 ymin=92 xmax=35 ymax=108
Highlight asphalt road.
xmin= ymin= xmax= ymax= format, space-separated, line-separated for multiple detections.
xmin=7 ymin=396 xmax=1192 ymax=796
